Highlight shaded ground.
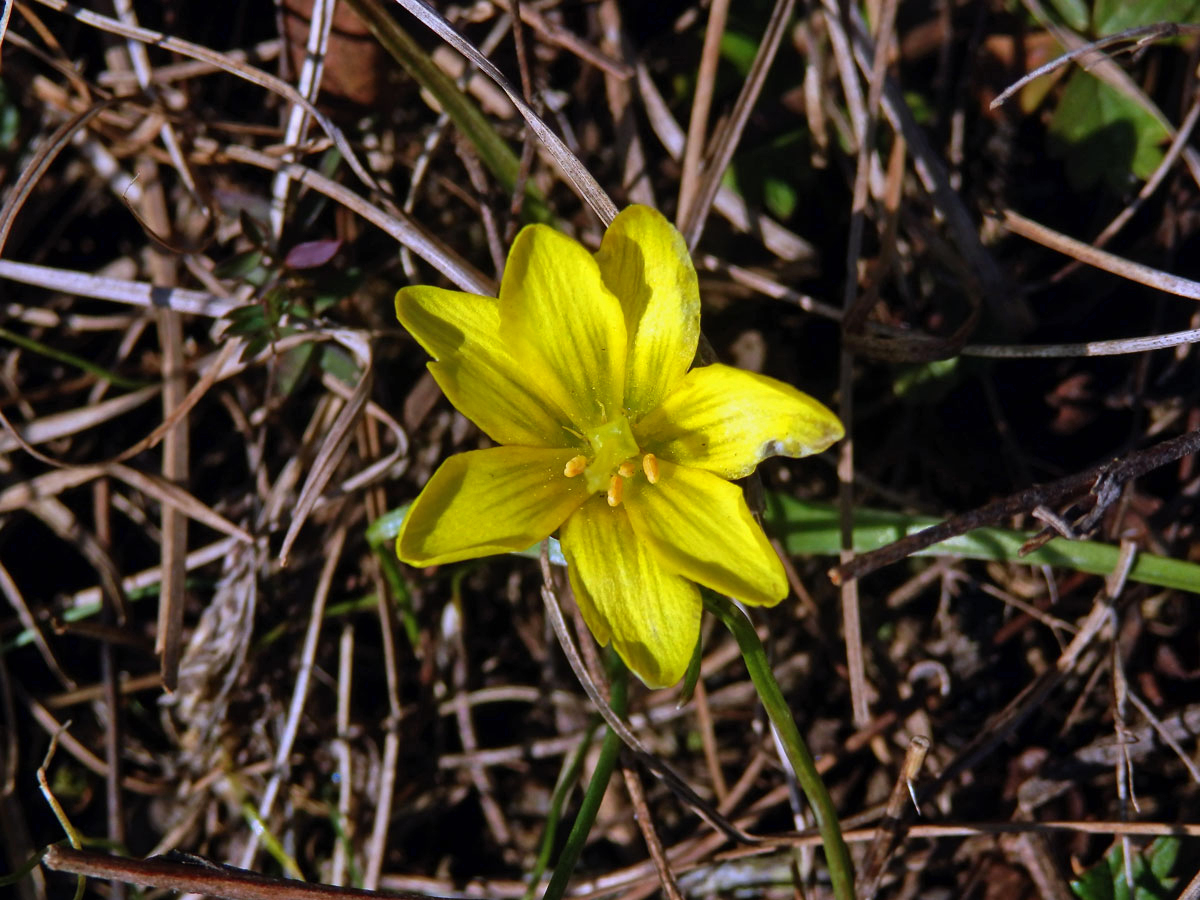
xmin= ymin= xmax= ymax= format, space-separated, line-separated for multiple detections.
xmin=1 ymin=2 xmax=1199 ymax=899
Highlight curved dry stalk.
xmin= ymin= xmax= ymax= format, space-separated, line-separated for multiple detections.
xmin=0 ymin=99 xmax=116 ymax=259
xmin=0 ymin=559 xmax=75 ymax=688
xmin=1012 ymin=0 xmax=1200 ymax=187
xmin=990 ymin=22 xmax=1200 ymax=111
xmin=220 ymin=144 xmax=493 ymax=294
xmin=537 ymin=550 xmax=761 ymax=847
xmin=390 ymin=0 xmax=618 ymax=225
xmin=0 ymin=386 xmax=161 ymax=455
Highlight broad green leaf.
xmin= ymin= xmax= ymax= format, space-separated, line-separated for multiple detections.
xmin=1048 ymin=70 xmax=1169 ymax=191
xmin=1070 ymin=839 xmax=1180 ymax=900
xmin=1093 ymin=0 xmax=1200 ymax=36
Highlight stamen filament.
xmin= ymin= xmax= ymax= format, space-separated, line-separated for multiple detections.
xmin=606 ymin=475 xmax=623 ymax=507
xmin=642 ymin=453 xmax=659 ymax=484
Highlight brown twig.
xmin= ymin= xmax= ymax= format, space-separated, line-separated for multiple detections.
xmin=41 ymin=845 xmax=455 ymax=900
xmin=829 ymin=425 xmax=1200 ymax=585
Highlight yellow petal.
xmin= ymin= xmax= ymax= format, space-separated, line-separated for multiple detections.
xmin=560 ymin=496 xmax=701 ymax=689
xmin=637 ymin=364 xmax=843 ymax=479
xmin=499 ymin=224 xmax=627 ymax=430
xmin=623 ymin=459 xmax=786 ymax=605
xmin=594 ymin=206 xmax=700 ymax=420
xmin=396 ymin=286 xmax=576 ymax=447
xmin=397 ymin=446 xmax=588 ymax=566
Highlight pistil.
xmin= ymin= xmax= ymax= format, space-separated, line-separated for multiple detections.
xmin=582 ymin=414 xmax=640 ymax=494
xmin=564 ymin=416 xmax=660 ymax=507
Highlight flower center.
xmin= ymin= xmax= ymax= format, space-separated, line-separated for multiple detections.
xmin=563 ymin=413 xmax=659 ymax=506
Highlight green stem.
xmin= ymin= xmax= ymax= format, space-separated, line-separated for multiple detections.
xmin=704 ymin=593 xmax=855 ymax=900
xmin=522 ymin=718 xmax=600 ymax=900
xmin=540 ymin=666 xmax=627 ymax=900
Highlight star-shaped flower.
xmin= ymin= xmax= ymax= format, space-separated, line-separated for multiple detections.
xmin=395 ymin=205 xmax=843 ymax=687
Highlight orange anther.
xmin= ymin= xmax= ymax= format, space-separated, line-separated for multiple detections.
xmin=642 ymin=453 xmax=659 ymax=484
xmin=617 ymin=460 xmax=636 ymax=478
xmin=564 ymin=455 xmax=588 ymax=478
xmin=606 ymin=474 xmax=624 ymax=507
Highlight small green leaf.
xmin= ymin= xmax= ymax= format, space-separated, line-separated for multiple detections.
xmin=1093 ymin=0 xmax=1200 ymax=36
xmin=213 ymin=248 xmax=266 ymax=281
xmin=893 ymin=357 xmax=960 ymax=403
xmin=274 ymin=341 xmax=315 ymax=399
xmin=239 ymin=210 xmax=270 ymax=250
xmin=719 ymin=31 xmax=759 ymax=77
xmin=319 ymin=344 xmax=361 ymax=386
xmin=762 ymin=176 xmax=797 ymax=220
xmin=1048 ymin=70 xmax=1169 ymax=191
xmin=676 ymin=631 xmax=705 ymax=705
xmin=904 ymin=90 xmax=936 ymax=126
xmin=1148 ymin=838 xmax=1180 ymax=882
xmin=223 ymin=304 xmax=267 ymax=336
xmin=0 ymin=78 xmax=21 ymax=150
xmin=1070 ymin=839 xmax=1180 ymax=900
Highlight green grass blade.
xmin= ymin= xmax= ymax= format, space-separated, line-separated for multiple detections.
xmin=0 ymin=325 xmax=147 ymax=389
xmin=344 ymin=0 xmax=551 ymax=223
xmin=766 ymin=495 xmax=1200 ymax=593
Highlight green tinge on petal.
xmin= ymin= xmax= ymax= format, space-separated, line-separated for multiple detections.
xmin=560 ymin=496 xmax=701 ymax=689
xmin=396 ymin=286 xmax=575 ymax=447
xmin=397 ymin=446 xmax=588 ymax=566
xmin=637 ymin=364 xmax=844 ymax=479
xmin=594 ymin=206 xmax=699 ymax=420
xmin=624 ymin=459 xmax=786 ymax=606
xmin=499 ymin=224 xmax=627 ymax=431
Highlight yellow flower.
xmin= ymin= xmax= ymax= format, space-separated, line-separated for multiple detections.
xmin=395 ymin=205 xmax=843 ymax=688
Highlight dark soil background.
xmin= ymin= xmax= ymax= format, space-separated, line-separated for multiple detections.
xmin=1 ymin=2 xmax=1199 ymax=899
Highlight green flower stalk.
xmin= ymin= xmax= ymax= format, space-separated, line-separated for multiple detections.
xmin=394 ymin=205 xmax=843 ymax=687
